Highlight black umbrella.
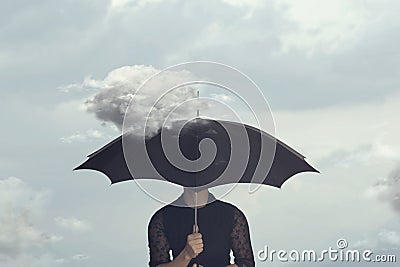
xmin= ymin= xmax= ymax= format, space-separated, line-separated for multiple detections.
xmin=74 ymin=118 xmax=318 ymax=191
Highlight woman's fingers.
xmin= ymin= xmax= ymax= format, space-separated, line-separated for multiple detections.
xmin=187 ymin=233 xmax=202 ymax=241
xmin=188 ymin=234 xmax=203 ymax=248
xmin=190 ymin=240 xmax=203 ymax=247
xmin=190 ymin=241 xmax=203 ymax=251
xmin=188 ymin=237 xmax=203 ymax=255
xmin=192 ymin=244 xmax=204 ymax=251
xmin=189 ymin=239 xmax=203 ymax=247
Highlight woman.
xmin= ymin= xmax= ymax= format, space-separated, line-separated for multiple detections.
xmin=148 ymin=187 xmax=255 ymax=267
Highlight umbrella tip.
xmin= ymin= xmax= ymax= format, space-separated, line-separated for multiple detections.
xmin=73 ymin=163 xmax=85 ymax=171
xmin=311 ymin=165 xmax=320 ymax=174
xmin=196 ymin=90 xmax=200 ymax=117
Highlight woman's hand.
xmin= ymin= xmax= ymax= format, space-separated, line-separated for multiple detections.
xmin=156 ymin=225 xmax=204 ymax=267
xmin=183 ymin=225 xmax=204 ymax=260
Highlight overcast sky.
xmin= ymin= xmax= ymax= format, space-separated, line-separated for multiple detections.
xmin=1 ymin=0 xmax=400 ymax=266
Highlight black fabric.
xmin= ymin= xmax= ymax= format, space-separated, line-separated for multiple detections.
xmin=148 ymin=193 xmax=255 ymax=267
xmin=75 ymin=118 xmax=319 ymax=188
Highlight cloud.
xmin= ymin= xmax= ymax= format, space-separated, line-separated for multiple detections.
xmin=367 ymin=166 xmax=400 ymax=214
xmin=270 ymin=89 xmax=400 ymax=164
xmin=60 ymin=129 xmax=107 ymax=143
xmin=0 ymin=254 xmax=65 ymax=267
xmin=110 ymin=0 xmax=161 ymax=10
xmin=54 ymin=217 xmax=91 ymax=232
xmin=353 ymin=229 xmax=400 ymax=250
xmin=378 ymin=229 xmax=400 ymax=246
xmin=210 ymin=93 xmax=234 ymax=103
xmin=274 ymin=0 xmax=371 ymax=54
xmin=222 ymin=0 xmax=266 ymax=19
xmin=0 ymin=177 xmax=90 ymax=265
xmin=0 ymin=177 xmax=62 ymax=258
xmin=80 ymin=65 xmax=207 ymax=136
xmin=57 ymin=77 xmax=101 ymax=93
xmin=71 ymin=253 xmax=90 ymax=261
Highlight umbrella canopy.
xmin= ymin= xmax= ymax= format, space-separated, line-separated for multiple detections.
xmin=74 ymin=118 xmax=318 ymax=189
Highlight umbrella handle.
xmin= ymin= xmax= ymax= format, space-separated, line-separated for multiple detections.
xmin=194 ymin=191 xmax=198 ymax=231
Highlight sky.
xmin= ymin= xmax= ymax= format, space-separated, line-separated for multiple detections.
xmin=1 ymin=0 xmax=400 ymax=266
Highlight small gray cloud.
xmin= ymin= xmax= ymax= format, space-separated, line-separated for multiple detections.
xmin=54 ymin=217 xmax=91 ymax=232
xmin=110 ymin=0 xmax=161 ymax=10
xmin=60 ymin=129 xmax=107 ymax=143
xmin=209 ymin=93 xmax=234 ymax=103
xmin=0 ymin=177 xmax=62 ymax=258
xmin=367 ymin=166 xmax=400 ymax=214
xmin=71 ymin=253 xmax=90 ymax=261
xmin=378 ymin=229 xmax=400 ymax=247
xmin=0 ymin=253 xmax=65 ymax=267
xmin=354 ymin=229 xmax=400 ymax=249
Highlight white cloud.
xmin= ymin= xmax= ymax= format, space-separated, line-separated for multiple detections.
xmin=378 ymin=229 xmax=400 ymax=246
xmin=57 ymin=77 xmax=102 ymax=93
xmin=79 ymin=65 xmax=208 ymax=136
xmin=272 ymin=91 xmax=400 ymax=164
xmin=0 ymin=177 xmax=62 ymax=257
xmin=179 ymin=0 xmax=398 ymax=57
xmin=222 ymin=0 xmax=266 ymax=19
xmin=274 ymin=0 xmax=372 ymax=54
xmin=110 ymin=0 xmax=161 ymax=10
xmin=60 ymin=129 xmax=106 ymax=143
xmin=366 ymin=165 xmax=400 ymax=214
xmin=0 ymin=177 xmax=91 ymax=265
xmin=54 ymin=217 xmax=92 ymax=232
xmin=54 ymin=258 xmax=67 ymax=264
xmin=210 ymin=93 xmax=234 ymax=103
xmin=0 ymin=254 xmax=65 ymax=267
xmin=71 ymin=253 xmax=90 ymax=261
xmin=353 ymin=238 xmax=377 ymax=248
xmin=354 ymin=229 xmax=400 ymax=250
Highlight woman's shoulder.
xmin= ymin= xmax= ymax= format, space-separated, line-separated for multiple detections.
xmin=148 ymin=205 xmax=168 ymax=223
xmin=149 ymin=203 xmax=182 ymax=221
xmin=213 ymin=199 xmax=240 ymax=209
xmin=214 ymin=200 xmax=249 ymax=220
xmin=150 ymin=204 xmax=173 ymax=216
xmin=212 ymin=199 xmax=246 ymax=215
xmin=213 ymin=199 xmax=234 ymax=208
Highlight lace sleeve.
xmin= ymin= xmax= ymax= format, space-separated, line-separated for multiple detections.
xmin=231 ymin=208 xmax=255 ymax=267
xmin=148 ymin=209 xmax=171 ymax=267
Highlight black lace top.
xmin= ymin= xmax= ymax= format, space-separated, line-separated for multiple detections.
xmin=148 ymin=193 xmax=255 ymax=267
